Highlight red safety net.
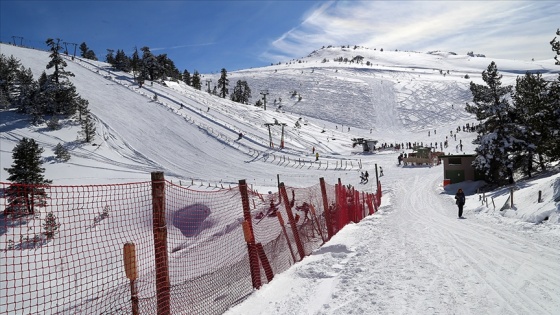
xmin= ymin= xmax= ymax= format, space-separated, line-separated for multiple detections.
xmin=1 ymin=176 xmax=382 ymax=314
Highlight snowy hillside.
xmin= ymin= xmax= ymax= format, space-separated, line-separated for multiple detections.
xmin=1 ymin=43 xmax=560 ymax=315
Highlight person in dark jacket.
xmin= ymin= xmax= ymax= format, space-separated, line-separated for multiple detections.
xmin=455 ymin=188 xmax=466 ymax=218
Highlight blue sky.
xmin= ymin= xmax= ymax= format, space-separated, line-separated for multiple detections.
xmin=1 ymin=1 xmax=559 ymax=74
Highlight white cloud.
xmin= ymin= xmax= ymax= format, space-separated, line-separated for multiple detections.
xmin=262 ymin=1 xmax=560 ymax=62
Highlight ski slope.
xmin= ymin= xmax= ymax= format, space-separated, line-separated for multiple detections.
xmin=1 ymin=43 xmax=560 ymax=314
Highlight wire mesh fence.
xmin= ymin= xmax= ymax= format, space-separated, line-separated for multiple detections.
xmin=1 ymin=173 xmax=382 ymax=314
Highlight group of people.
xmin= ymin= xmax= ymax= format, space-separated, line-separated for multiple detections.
xmin=397 ymin=153 xmax=407 ymax=165
xmin=359 ymin=167 xmax=384 ymax=184
xmin=360 ymin=171 xmax=369 ymax=184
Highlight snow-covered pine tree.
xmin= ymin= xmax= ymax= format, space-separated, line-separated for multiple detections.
xmin=0 ymin=54 xmax=38 ymax=111
xmin=0 ymin=54 xmax=22 ymax=106
xmin=141 ymin=46 xmax=160 ymax=81
xmin=218 ymin=68 xmax=229 ymax=98
xmin=551 ymin=28 xmax=560 ymax=65
xmin=3 ymin=137 xmax=52 ymax=217
xmin=512 ymin=72 xmax=557 ymax=175
xmin=466 ymin=61 xmax=516 ymax=185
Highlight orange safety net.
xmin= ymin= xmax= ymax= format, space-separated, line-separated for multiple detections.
xmin=0 ymin=177 xmax=382 ymax=314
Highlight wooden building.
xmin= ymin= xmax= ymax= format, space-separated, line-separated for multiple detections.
xmin=439 ymin=154 xmax=484 ymax=184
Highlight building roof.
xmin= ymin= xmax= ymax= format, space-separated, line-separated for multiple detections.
xmin=439 ymin=154 xmax=477 ymax=158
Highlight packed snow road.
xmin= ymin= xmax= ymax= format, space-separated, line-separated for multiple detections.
xmin=226 ymin=165 xmax=560 ymax=315
xmin=388 ymin=172 xmax=560 ymax=314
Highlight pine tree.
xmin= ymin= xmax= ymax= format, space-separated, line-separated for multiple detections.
xmin=551 ymin=28 xmax=560 ymax=65
xmin=4 ymin=137 xmax=52 ymax=217
xmin=230 ymin=80 xmax=251 ymax=104
xmin=54 ymin=143 xmax=71 ymax=162
xmin=131 ymin=46 xmax=140 ymax=82
xmin=79 ymin=42 xmax=88 ymax=58
xmin=156 ymin=54 xmax=181 ymax=81
xmin=78 ymin=42 xmax=97 ymax=60
xmin=43 ymin=212 xmax=60 ymax=239
xmin=16 ymin=66 xmax=37 ymax=110
xmin=218 ymin=68 xmax=229 ymax=98
xmin=106 ymin=49 xmax=115 ymax=66
xmin=31 ymin=71 xmax=50 ymax=115
xmin=545 ymin=73 xmax=560 ymax=162
xmin=512 ymin=72 xmax=557 ymax=175
xmin=80 ymin=113 xmax=96 ymax=143
xmin=547 ymin=29 xmax=560 ymax=163
xmin=76 ymin=98 xmax=90 ymax=122
xmin=45 ymin=38 xmax=81 ymax=116
xmin=242 ymin=81 xmax=252 ymax=104
xmin=0 ymin=55 xmax=38 ymax=111
xmin=114 ymin=49 xmax=131 ymax=72
xmin=182 ymin=69 xmax=191 ymax=86
xmin=466 ymin=61 xmax=516 ymax=184
xmin=192 ymin=71 xmax=202 ymax=90
xmin=46 ymin=38 xmax=74 ymax=85
xmin=0 ymin=54 xmax=21 ymax=106
xmin=141 ymin=46 xmax=160 ymax=81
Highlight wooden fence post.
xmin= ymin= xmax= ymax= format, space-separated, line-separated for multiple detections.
xmin=151 ymin=171 xmax=170 ymax=315
xmin=279 ymin=183 xmax=306 ymax=261
xmin=239 ymin=179 xmax=261 ymax=289
xmin=320 ymin=177 xmax=333 ymax=240
xmin=123 ymin=243 xmax=139 ymax=315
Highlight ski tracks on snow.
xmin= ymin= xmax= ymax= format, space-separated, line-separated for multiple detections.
xmin=386 ymin=172 xmax=560 ymax=314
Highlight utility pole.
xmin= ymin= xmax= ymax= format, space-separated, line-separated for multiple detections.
xmin=260 ymin=89 xmax=269 ymax=111
xmin=63 ymin=41 xmax=70 ymax=55
xmin=206 ymin=79 xmax=212 ymax=94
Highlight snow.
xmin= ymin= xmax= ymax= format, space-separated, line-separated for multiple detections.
xmin=1 ymin=43 xmax=560 ymax=314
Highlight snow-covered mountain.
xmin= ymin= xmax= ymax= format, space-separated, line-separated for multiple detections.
xmin=1 ymin=43 xmax=560 ymax=315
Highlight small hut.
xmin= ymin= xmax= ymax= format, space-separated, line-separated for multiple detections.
xmin=439 ymin=154 xmax=484 ymax=184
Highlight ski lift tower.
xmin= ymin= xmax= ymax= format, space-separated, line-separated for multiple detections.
xmin=206 ymin=79 xmax=212 ymax=93
xmin=264 ymin=121 xmax=287 ymax=148
xmin=260 ymin=89 xmax=269 ymax=110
